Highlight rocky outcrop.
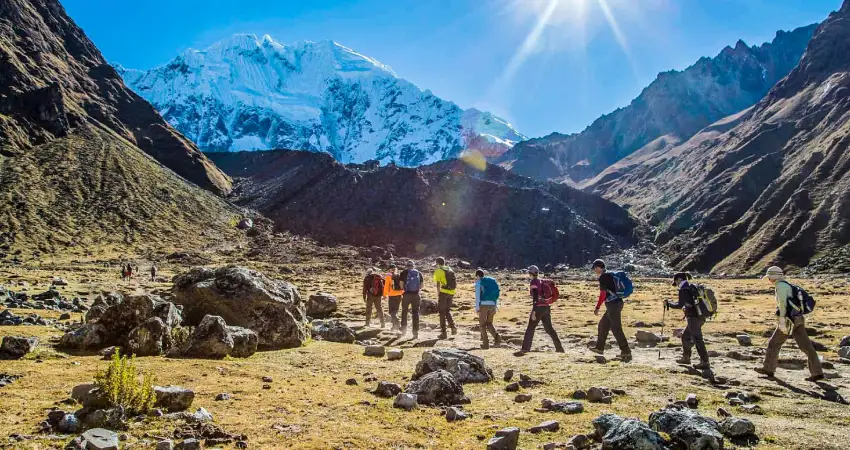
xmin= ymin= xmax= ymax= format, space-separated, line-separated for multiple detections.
xmin=592 ymin=413 xmax=666 ymax=450
xmin=0 ymin=336 xmax=38 ymax=359
xmin=649 ymin=407 xmax=723 ymax=450
xmin=311 ymin=320 xmax=356 ymax=344
xmin=178 ymin=315 xmax=259 ymax=359
xmin=412 ymin=349 xmax=494 ymax=383
xmin=172 ymin=266 xmax=307 ymax=348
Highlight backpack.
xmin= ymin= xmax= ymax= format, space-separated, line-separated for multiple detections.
xmin=479 ymin=277 xmax=500 ymax=303
xmin=781 ymin=281 xmax=816 ymax=316
xmin=369 ymin=274 xmax=384 ymax=297
xmin=392 ymin=274 xmax=402 ymax=291
xmin=610 ymin=271 xmax=634 ymax=299
xmin=442 ymin=267 xmax=457 ymax=291
xmin=405 ymin=269 xmax=422 ymax=293
xmin=690 ymin=283 xmax=718 ymax=319
xmin=538 ymin=279 xmax=559 ymax=305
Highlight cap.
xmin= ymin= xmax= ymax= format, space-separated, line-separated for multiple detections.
xmin=591 ymin=259 xmax=605 ymax=269
xmin=672 ymin=272 xmax=690 ymax=286
xmin=406 ymin=260 xmax=415 ymax=269
xmin=435 ymin=257 xmax=445 ymax=266
xmin=366 ymin=268 xmax=374 ymax=275
xmin=763 ymin=266 xmax=784 ymax=279
xmin=527 ymin=265 xmax=539 ymax=274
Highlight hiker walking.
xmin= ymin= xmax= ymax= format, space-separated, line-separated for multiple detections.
xmin=399 ymin=260 xmax=424 ymax=339
xmin=475 ymin=269 xmax=501 ymax=349
xmin=517 ymin=265 xmax=564 ymax=355
xmin=590 ymin=259 xmax=632 ymax=362
xmin=120 ymin=264 xmax=127 ymax=281
xmin=384 ymin=264 xmax=404 ymax=331
xmin=754 ymin=266 xmax=824 ymax=381
xmin=126 ymin=263 xmax=134 ymax=279
xmin=362 ymin=268 xmax=385 ymax=328
xmin=150 ymin=264 xmax=158 ymax=282
xmin=433 ymin=257 xmax=458 ymax=339
xmin=665 ymin=272 xmax=710 ymax=370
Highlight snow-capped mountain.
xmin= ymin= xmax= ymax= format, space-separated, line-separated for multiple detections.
xmin=117 ymin=34 xmax=525 ymax=165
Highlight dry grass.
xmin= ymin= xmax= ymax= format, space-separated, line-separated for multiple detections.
xmin=1 ymin=259 xmax=850 ymax=449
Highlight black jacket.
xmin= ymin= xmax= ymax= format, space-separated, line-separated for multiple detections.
xmin=668 ymin=281 xmax=699 ymax=317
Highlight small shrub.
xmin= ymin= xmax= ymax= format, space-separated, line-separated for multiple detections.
xmin=95 ymin=350 xmax=156 ymax=414
xmin=170 ymin=325 xmax=193 ymax=350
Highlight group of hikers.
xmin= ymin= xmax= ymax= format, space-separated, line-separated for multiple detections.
xmin=120 ymin=263 xmax=158 ymax=282
xmin=362 ymin=258 xmax=825 ymax=382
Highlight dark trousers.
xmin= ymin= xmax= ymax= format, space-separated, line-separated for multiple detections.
xmin=682 ymin=316 xmax=709 ymax=363
xmin=596 ymin=300 xmax=631 ymax=355
xmin=401 ymin=292 xmax=421 ymax=336
xmin=365 ymin=295 xmax=384 ymax=327
xmin=438 ymin=292 xmax=456 ymax=333
xmin=521 ymin=306 xmax=564 ymax=352
xmin=388 ymin=295 xmax=402 ymax=330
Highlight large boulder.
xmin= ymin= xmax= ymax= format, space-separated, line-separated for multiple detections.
xmin=719 ymin=417 xmax=756 ymax=438
xmin=648 ymin=407 xmax=723 ymax=450
xmin=85 ymin=304 xmax=108 ymax=324
xmin=171 ymin=266 xmax=307 ymax=348
xmin=412 ymin=349 xmax=493 ymax=383
xmin=98 ymin=294 xmax=161 ymax=345
xmin=126 ymin=317 xmax=168 ymax=357
xmin=405 ymin=370 xmax=469 ymax=405
xmin=154 ymin=302 xmax=183 ymax=328
xmin=91 ymin=292 xmax=123 ymax=308
xmin=181 ymin=315 xmax=234 ymax=358
xmin=59 ymin=323 xmax=108 ymax=350
xmin=311 ymin=320 xmax=356 ymax=344
xmin=0 ymin=336 xmax=38 ymax=359
xmin=592 ymin=414 xmax=666 ymax=450
xmin=228 ymin=326 xmax=259 ymax=357
xmin=306 ymin=293 xmax=338 ymax=318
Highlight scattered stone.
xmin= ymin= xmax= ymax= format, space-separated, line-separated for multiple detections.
xmin=157 ymin=439 xmax=175 ymax=450
xmin=717 ymin=407 xmax=731 ymax=418
xmin=740 ymin=404 xmax=763 ymax=415
xmin=311 ymin=320 xmax=356 ymax=344
xmin=393 ymin=393 xmax=418 ymax=411
xmin=412 ymin=348 xmax=493 ymax=383
xmin=419 ymin=299 xmax=439 ymax=315
xmin=587 ymin=387 xmax=613 ymax=404
xmin=838 ymin=346 xmax=850 ymax=359
xmin=518 ymin=373 xmax=545 ymax=388
xmin=736 ymin=334 xmax=752 ymax=346
xmin=81 ymin=428 xmax=119 ymax=450
xmin=685 ymin=393 xmax=699 ymax=408
xmin=594 ymin=355 xmax=607 ymax=364
xmin=635 ymin=330 xmax=662 ymax=345
xmin=514 ymin=393 xmax=532 ymax=403
xmin=505 ymin=382 xmax=520 ymax=392
xmin=571 ymin=390 xmax=588 ymax=400
xmin=487 ymin=427 xmax=520 ymax=450
xmin=58 ymin=413 xmax=80 ymax=433
xmin=215 ymin=393 xmax=231 ymax=401
xmin=593 ymin=414 xmax=666 ymax=450
xmin=346 ymin=378 xmax=358 ymax=386
xmin=445 ymin=406 xmax=468 ymax=422
xmin=59 ymin=313 xmax=71 ymax=320
xmin=387 ymin=348 xmax=404 ymax=361
xmin=374 ymin=381 xmax=402 ymax=398
xmin=540 ymin=398 xmax=584 ymax=414
xmin=568 ymin=434 xmax=592 ymax=450
xmin=262 ymin=376 xmax=273 ymax=383
xmin=70 ymin=383 xmax=108 ymax=409
xmin=179 ymin=438 xmax=201 ymax=450
xmin=154 ymin=385 xmax=195 ymax=412
xmin=503 ymin=369 xmax=514 ymax=382
xmin=720 ymin=417 xmax=756 ymax=438
xmin=306 ymin=293 xmax=338 ymax=318
xmin=405 ymin=370 xmax=469 ymax=405
xmin=840 ymin=336 xmax=850 ymax=348
xmin=364 ymin=345 xmax=386 ymax=357
xmin=529 ymin=420 xmax=560 ymax=433
xmin=0 ymin=336 xmax=38 ymax=359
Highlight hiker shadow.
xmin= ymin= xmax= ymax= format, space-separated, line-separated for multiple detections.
xmin=771 ymin=377 xmax=822 ymax=400
xmin=728 ymin=435 xmax=760 ymax=447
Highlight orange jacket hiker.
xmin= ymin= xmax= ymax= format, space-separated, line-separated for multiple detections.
xmin=384 ymin=273 xmax=403 ymax=297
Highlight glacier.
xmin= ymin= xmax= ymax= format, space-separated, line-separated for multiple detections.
xmin=117 ymin=34 xmax=525 ymax=166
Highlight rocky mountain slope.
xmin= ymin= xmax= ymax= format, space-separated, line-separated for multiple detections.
xmin=208 ymin=150 xmax=637 ymax=267
xmin=589 ymin=1 xmax=850 ymax=273
xmin=0 ymin=0 xmax=239 ymax=255
xmin=498 ymin=24 xmax=817 ymax=185
xmin=118 ymin=35 xmax=525 ymax=166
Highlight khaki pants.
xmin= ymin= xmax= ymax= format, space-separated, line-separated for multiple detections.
xmin=365 ymin=295 xmax=384 ymax=328
xmin=438 ymin=292 xmax=456 ymax=334
xmin=763 ymin=316 xmax=823 ymax=376
xmin=478 ymin=305 xmax=500 ymax=348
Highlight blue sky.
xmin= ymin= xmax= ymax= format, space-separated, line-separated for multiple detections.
xmin=63 ymin=0 xmax=839 ymax=138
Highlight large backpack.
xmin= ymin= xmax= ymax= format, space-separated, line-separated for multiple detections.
xmin=442 ymin=267 xmax=457 ymax=291
xmin=539 ymin=279 xmax=559 ymax=305
xmin=781 ymin=281 xmax=816 ymax=316
xmin=479 ymin=277 xmax=500 ymax=303
xmin=369 ymin=274 xmax=385 ymax=297
xmin=392 ymin=274 xmax=403 ymax=291
xmin=610 ymin=271 xmax=634 ymax=299
xmin=405 ymin=269 xmax=422 ymax=293
xmin=690 ymin=283 xmax=718 ymax=319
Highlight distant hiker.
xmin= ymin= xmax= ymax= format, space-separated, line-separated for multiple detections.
xmin=590 ymin=259 xmax=632 ymax=362
xmin=126 ymin=263 xmax=134 ymax=279
xmin=150 ymin=265 xmax=158 ymax=282
xmin=384 ymin=264 xmax=404 ymax=331
xmin=399 ymin=260 xmax=424 ymax=339
xmin=517 ymin=265 xmax=564 ymax=356
xmin=120 ymin=265 xmax=127 ymax=281
xmin=433 ymin=257 xmax=458 ymax=339
xmin=665 ymin=272 xmax=710 ymax=370
xmin=362 ymin=268 xmax=385 ymax=328
xmin=754 ymin=266 xmax=823 ymax=381
xmin=475 ymin=269 xmax=501 ymax=349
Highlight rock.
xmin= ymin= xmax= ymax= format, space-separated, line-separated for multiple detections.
xmin=157 ymin=440 xmax=175 ymax=450
xmin=80 ymin=407 xmax=125 ymax=430
xmin=717 ymin=408 xmax=732 ymax=418
xmin=541 ymin=398 xmax=584 ymax=414
xmin=412 ymin=348 xmax=493 ymax=383
xmin=393 ymin=393 xmax=418 ymax=410
xmin=838 ymin=346 xmax=850 ymax=359
xmin=59 ymin=323 xmax=108 ymax=350
xmin=719 ymin=417 xmax=756 ymax=438
xmin=505 ymin=382 xmax=520 ymax=392
xmin=840 ymin=336 xmax=850 ymax=348
xmin=179 ymin=438 xmax=201 ymax=450
xmin=154 ymin=385 xmax=195 ymax=412
xmin=685 ymin=393 xmax=699 ymax=408
xmin=387 ymin=348 xmax=404 ymax=361
xmin=185 ymin=407 xmax=214 ymax=423
xmin=635 ymin=330 xmax=662 ymax=344
xmin=262 ymin=376 xmax=273 ymax=383
xmin=47 ymin=409 xmax=67 ymax=427
xmin=515 ymin=393 xmax=533 ymax=403
xmin=529 ymin=420 xmax=560 ymax=433
xmin=237 ymin=218 xmax=253 ymax=230
xmin=488 ymin=427 xmax=520 ymax=450
xmin=0 ymin=336 xmax=38 ymax=359
xmin=571 ymin=390 xmax=588 ymax=400
xmin=126 ymin=317 xmax=168 ymax=356
xmin=229 ymin=326 xmax=259 ymax=357
xmin=171 ymin=266 xmax=308 ymax=348
xmin=181 ymin=315 xmax=234 ymax=358
xmin=99 ymin=346 xmax=121 ymax=360
xmin=215 ymin=393 xmax=231 ymax=401
xmin=649 ymin=407 xmax=723 ymax=450
xmin=445 ymin=406 xmax=468 ymax=422
xmin=405 ymin=370 xmax=468 ymax=405
xmin=71 ymin=384 xmax=108 ymax=409
xmin=418 ymin=298 xmax=439 ymax=315
xmin=364 ymin=345 xmax=386 ymax=357
xmin=58 ymin=413 xmax=80 ymax=433
xmin=593 ymin=414 xmax=666 ymax=450
xmin=374 ymin=381 xmax=402 ymax=398
xmin=59 ymin=313 xmax=71 ymax=321
xmin=306 ymin=293 xmax=338 ymax=318
xmin=587 ymin=387 xmax=613 ymax=404
xmin=346 ymin=378 xmax=358 ymax=386
xmin=457 ymin=260 xmax=472 ymax=269
xmin=503 ymin=369 xmax=514 ymax=382
xmin=736 ymin=334 xmax=752 ymax=346
xmin=154 ymin=302 xmax=183 ymax=329
xmin=81 ymin=428 xmax=119 ymax=450
xmin=726 ymin=350 xmax=758 ymax=361
xmin=85 ymin=304 xmax=108 ymax=324
xmin=99 ymin=294 xmax=163 ymax=345
xmin=568 ymin=434 xmax=592 ymax=450
xmin=740 ymin=404 xmax=763 ymax=414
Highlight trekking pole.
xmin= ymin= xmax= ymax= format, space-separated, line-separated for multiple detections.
xmin=658 ymin=302 xmax=667 ymax=360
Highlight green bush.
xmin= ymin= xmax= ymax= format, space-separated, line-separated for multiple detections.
xmin=170 ymin=325 xmax=193 ymax=350
xmin=95 ymin=350 xmax=156 ymax=414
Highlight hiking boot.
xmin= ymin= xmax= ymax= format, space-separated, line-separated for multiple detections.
xmin=493 ymin=338 xmax=502 ymax=348
xmin=693 ymin=361 xmax=711 ymax=370
xmin=481 ymin=343 xmax=490 ymax=350
xmin=438 ymin=332 xmax=448 ymax=339
xmin=805 ymin=374 xmax=825 ymax=382
xmin=412 ymin=332 xmax=419 ymax=340
xmin=753 ymin=368 xmax=775 ymax=378
xmin=451 ymin=326 xmax=458 ymax=336
xmin=675 ymin=357 xmax=691 ymax=365
xmin=513 ymin=351 xmax=527 ymax=357
xmin=589 ymin=347 xmax=604 ymax=355
xmin=618 ymin=353 xmax=633 ymax=363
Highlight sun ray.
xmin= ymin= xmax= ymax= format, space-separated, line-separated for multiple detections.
xmin=494 ymin=0 xmax=561 ymax=90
